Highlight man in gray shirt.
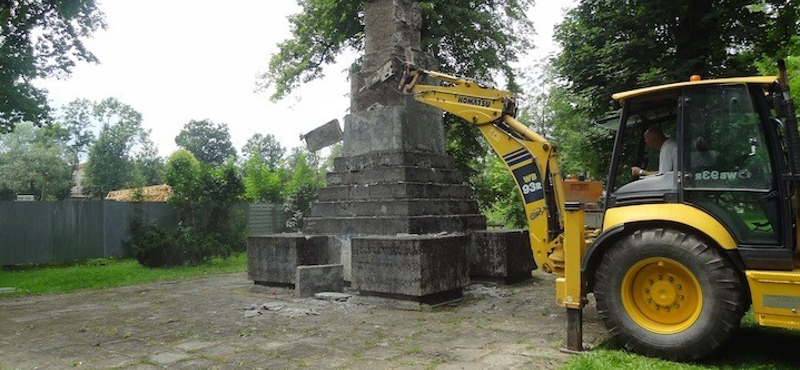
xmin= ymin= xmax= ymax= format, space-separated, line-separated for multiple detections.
xmin=631 ymin=126 xmax=676 ymax=177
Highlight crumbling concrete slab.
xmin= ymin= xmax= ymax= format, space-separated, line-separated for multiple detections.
xmin=351 ymin=234 xmax=468 ymax=304
xmin=296 ymin=264 xmax=344 ymax=298
xmin=302 ymin=119 xmax=342 ymax=152
xmin=247 ymin=234 xmax=329 ymax=286
xmin=468 ymin=230 xmax=534 ymax=283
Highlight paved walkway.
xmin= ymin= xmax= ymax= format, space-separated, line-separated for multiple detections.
xmin=0 ymin=272 xmax=605 ymax=370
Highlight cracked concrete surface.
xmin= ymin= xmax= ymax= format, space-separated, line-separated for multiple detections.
xmin=0 ymin=271 xmax=606 ymax=370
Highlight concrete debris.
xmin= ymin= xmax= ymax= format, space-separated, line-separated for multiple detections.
xmin=464 ymin=284 xmax=509 ymax=298
xmin=262 ymin=302 xmax=286 ymax=311
xmin=0 ymin=287 xmax=16 ymax=294
xmin=244 ymin=310 xmax=260 ymax=318
xmin=314 ymin=292 xmax=352 ymax=302
xmin=284 ymin=308 xmax=320 ymax=317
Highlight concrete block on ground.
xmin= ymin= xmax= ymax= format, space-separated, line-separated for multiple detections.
xmin=351 ymin=234 xmax=468 ymax=304
xmin=468 ymin=230 xmax=534 ymax=283
xmin=247 ymin=234 xmax=329 ymax=286
xmin=296 ymin=264 xmax=344 ymax=298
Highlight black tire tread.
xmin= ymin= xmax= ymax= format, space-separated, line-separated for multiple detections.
xmin=594 ymin=227 xmax=746 ymax=361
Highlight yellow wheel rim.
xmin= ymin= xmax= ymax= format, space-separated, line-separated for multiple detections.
xmin=621 ymin=257 xmax=703 ymax=334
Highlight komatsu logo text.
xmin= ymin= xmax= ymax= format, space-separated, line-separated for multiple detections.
xmin=457 ymin=96 xmax=492 ymax=108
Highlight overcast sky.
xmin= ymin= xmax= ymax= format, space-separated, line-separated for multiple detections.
xmin=35 ymin=1 xmax=575 ymax=158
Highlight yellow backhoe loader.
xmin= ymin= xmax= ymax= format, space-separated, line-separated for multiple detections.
xmin=398 ymin=60 xmax=800 ymax=360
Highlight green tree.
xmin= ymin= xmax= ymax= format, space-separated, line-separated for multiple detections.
xmin=163 ymin=149 xmax=201 ymax=221
xmin=241 ymin=133 xmax=285 ymax=170
xmin=262 ymin=0 xmax=534 ymax=100
xmin=164 ymin=150 xmax=245 ymax=235
xmin=82 ymin=98 xmax=147 ymax=197
xmin=756 ymin=35 xmax=800 ymax=101
xmin=0 ymin=0 xmax=106 ymax=132
xmin=242 ymin=156 xmax=284 ymax=203
xmin=551 ymin=0 xmax=800 ymax=176
xmin=56 ymin=99 xmax=96 ymax=165
xmin=175 ymin=119 xmax=237 ymax=166
xmin=133 ymin=138 xmax=165 ymax=187
xmin=554 ymin=0 xmax=800 ymax=117
xmin=472 ymin=153 xmax=527 ymax=228
xmin=283 ymin=147 xmax=325 ymax=231
xmin=0 ymin=122 xmax=73 ymax=200
xmin=131 ymin=149 xmax=247 ymax=267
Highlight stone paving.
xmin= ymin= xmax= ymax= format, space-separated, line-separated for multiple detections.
xmin=0 ymin=272 xmax=606 ymax=370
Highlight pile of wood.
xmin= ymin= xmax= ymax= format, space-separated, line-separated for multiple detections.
xmin=106 ymin=184 xmax=172 ymax=202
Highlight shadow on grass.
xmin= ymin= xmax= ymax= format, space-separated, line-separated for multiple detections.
xmin=574 ymin=324 xmax=800 ymax=370
xmin=703 ymin=324 xmax=800 ymax=369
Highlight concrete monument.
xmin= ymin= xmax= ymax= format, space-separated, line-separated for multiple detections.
xmin=248 ymin=0 xmax=531 ymax=302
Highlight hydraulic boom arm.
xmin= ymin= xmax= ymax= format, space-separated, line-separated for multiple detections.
xmin=398 ymin=63 xmax=569 ymax=276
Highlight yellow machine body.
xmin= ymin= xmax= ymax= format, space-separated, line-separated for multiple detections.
xmin=602 ymin=203 xmax=800 ymax=331
xmin=398 ymin=62 xmax=800 ymax=353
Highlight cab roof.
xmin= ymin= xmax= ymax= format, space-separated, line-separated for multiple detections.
xmin=612 ymin=76 xmax=777 ymax=103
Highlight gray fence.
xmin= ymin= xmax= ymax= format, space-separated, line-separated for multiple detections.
xmin=0 ymin=201 xmax=287 ymax=266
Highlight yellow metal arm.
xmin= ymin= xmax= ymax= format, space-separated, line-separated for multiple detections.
xmin=399 ymin=65 xmax=515 ymax=125
xmin=399 ymin=63 xmax=568 ymax=276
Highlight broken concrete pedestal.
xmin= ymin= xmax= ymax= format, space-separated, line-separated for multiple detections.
xmin=469 ymin=230 xmax=534 ymax=284
xmin=351 ymin=234 xmax=468 ymax=305
xmin=296 ymin=264 xmax=344 ymax=298
xmin=247 ymin=234 xmax=328 ymax=286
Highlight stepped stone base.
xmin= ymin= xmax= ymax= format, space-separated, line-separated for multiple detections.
xmin=351 ymin=234 xmax=468 ymax=304
xmin=468 ymin=230 xmax=535 ymax=283
xmin=304 ymin=150 xmax=486 ymax=236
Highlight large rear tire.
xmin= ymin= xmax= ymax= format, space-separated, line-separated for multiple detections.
xmin=594 ymin=228 xmax=746 ymax=361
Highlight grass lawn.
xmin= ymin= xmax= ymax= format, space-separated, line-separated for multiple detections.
xmin=562 ymin=314 xmax=800 ymax=370
xmin=0 ymin=253 xmax=247 ymax=297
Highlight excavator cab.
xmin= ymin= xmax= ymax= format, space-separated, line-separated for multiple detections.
xmin=586 ymin=75 xmax=800 ymax=360
xmin=606 ymin=78 xmax=791 ymax=268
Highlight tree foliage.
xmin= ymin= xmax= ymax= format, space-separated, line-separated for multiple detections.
xmin=554 ymin=0 xmax=800 ymax=116
xmin=0 ymin=122 xmax=73 ymax=200
xmin=82 ymin=98 xmax=150 ymax=197
xmin=0 ymin=0 xmax=106 ymax=132
xmin=242 ymin=155 xmax=284 ymax=203
xmin=131 ymin=150 xmax=246 ymax=267
xmin=550 ymin=0 xmax=800 ymax=177
xmin=262 ymin=0 xmax=534 ymax=100
xmin=241 ymin=133 xmax=284 ymax=170
xmin=132 ymin=139 xmax=164 ymax=187
xmin=283 ymin=147 xmax=325 ymax=231
xmin=164 ymin=151 xmax=245 ymax=236
xmin=175 ymin=119 xmax=237 ymax=166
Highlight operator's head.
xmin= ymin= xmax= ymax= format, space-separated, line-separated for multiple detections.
xmin=644 ymin=126 xmax=667 ymax=149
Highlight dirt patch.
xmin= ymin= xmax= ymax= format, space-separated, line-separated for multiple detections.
xmin=0 ymin=271 xmax=608 ymax=370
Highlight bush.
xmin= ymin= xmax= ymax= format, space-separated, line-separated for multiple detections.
xmin=129 ymin=223 xmax=184 ymax=267
xmin=284 ymin=183 xmax=319 ymax=231
xmin=126 ymin=150 xmax=246 ymax=268
xmin=128 ymin=223 xmax=233 ymax=268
